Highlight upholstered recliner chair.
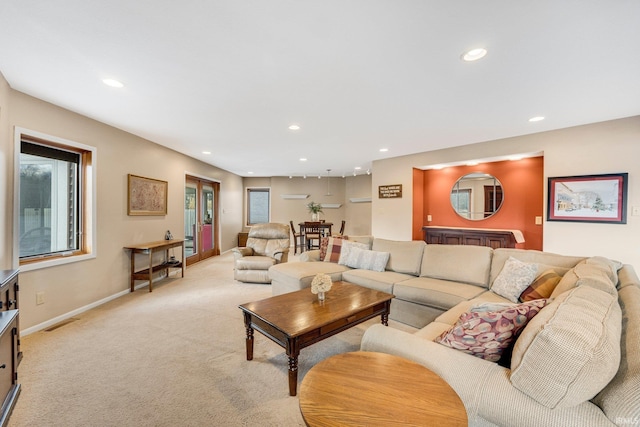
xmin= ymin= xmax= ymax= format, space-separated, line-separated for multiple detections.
xmin=233 ymin=223 xmax=290 ymax=283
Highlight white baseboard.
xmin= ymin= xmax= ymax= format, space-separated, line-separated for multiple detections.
xmin=21 ymin=276 xmax=167 ymax=336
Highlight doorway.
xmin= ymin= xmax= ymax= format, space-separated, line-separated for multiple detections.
xmin=185 ymin=175 xmax=220 ymax=266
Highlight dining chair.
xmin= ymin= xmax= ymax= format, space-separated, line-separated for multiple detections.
xmin=338 ymin=220 xmax=346 ymax=235
xmin=303 ymin=222 xmax=322 ymax=250
xmin=290 ymin=220 xmax=305 ymax=254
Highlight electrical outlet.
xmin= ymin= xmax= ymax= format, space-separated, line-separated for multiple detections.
xmin=632 ymin=206 xmax=640 ymax=216
xmin=427 ymin=215 xmax=432 ymax=222
xmin=36 ymin=291 xmax=45 ymax=305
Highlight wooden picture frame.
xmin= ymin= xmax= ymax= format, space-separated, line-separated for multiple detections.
xmin=547 ymin=173 xmax=627 ymax=224
xmin=127 ymin=174 xmax=168 ymax=216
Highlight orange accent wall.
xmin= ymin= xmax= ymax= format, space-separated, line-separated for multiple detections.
xmin=413 ymin=157 xmax=544 ymax=250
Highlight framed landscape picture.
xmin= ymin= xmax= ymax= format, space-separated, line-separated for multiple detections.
xmin=547 ymin=173 xmax=627 ymax=224
xmin=127 ymin=174 xmax=168 ymax=216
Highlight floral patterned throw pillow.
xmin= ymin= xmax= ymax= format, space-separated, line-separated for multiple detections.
xmin=434 ymin=299 xmax=549 ymax=362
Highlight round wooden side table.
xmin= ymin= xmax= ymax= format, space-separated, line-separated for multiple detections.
xmin=299 ymin=351 xmax=467 ymax=426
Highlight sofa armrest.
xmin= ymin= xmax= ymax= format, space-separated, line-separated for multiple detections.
xmin=300 ymin=249 xmax=322 ymax=262
xmin=361 ymin=324 xmax=612 ymax=427
xmin=232 ymin=247 xmax=253 ymax=260
xmin=272 ymin=248 xmax=290 ymax=263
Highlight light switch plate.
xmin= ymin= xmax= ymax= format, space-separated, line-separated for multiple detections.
xmin=535 ymin=216 xmax=543 ymax=225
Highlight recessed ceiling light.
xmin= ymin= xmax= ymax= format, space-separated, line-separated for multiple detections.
xmin=102 ymin=78 xmax=124 ymax=88
xmin=288 ymin=124 xmax=300 ymax=130
xmin=247 ymin=171 xmax=254 ymax=174
xmin=299 ymin=158 xmax=307 ymax=162
xmin=202 ymin=151 xmax=211 ymax=155
xmin=354 ymin=166 xmax=362 ymax=170
xmin=379 ymin=148 xmax=389 ymax=152
xmin=529 ymin=116 xmax=545 ymax=122
xmin=461 ymin=48 xmax=487 ymax=62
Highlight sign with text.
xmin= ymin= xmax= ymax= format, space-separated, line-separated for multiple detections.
xmin=378 ymin=184 xmax=403 ymax=199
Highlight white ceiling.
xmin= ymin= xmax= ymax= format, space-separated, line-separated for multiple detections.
xmin=1 ymin=1 xmax=639 ymax=178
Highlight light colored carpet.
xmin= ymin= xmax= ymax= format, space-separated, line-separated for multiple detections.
xmin=9 ymin=252 xmax=415 ymax=427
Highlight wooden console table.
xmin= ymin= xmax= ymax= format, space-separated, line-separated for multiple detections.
xmin=124 ymin=240 xmax=185 ymax=292
xmin=423 ymin=226 xmax=524 ymax=249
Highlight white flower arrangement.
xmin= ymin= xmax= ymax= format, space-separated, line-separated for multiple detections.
xmin=310 ymin=273 xmax=332 ymax=294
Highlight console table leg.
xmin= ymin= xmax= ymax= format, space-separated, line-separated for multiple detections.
xmin=148 ymin=251 xmax=153 ymax=292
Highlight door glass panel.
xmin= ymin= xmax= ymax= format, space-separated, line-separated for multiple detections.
xmin=202 ymin=184 xmax=214 ymax=252
xmin=185 ymin=182 xmax=197 ymax=257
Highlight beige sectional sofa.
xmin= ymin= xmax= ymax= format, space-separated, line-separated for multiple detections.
xmin=268 ymin=236 xmax=640 ymax=426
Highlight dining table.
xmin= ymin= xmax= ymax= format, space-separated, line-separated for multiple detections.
xmin=298 ymin=222 xmax=333 ymax=237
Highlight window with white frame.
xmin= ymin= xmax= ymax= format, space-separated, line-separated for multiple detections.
xmin=246 ymin=188 xmax=270 ymax=225
xmin=16 ymin=129 xmax=96 ymax=269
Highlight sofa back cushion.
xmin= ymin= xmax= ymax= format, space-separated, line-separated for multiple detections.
xmin=490 ymin=248 xmax=584 ymax=286
xmin=592 ymin=283 xmax=640 ymax=423
xmin=420 ymin=245 xmax=493 ymax=288
xmin=551 ymin=256 xmax=622 ymax=298
xmin=372 ymin=238 xmax=426 ymax=275
xmin=510 ymin=285 xmax=622 ymax=409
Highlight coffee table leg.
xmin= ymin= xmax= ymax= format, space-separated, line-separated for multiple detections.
xmin=243 ymin=312 xmax=254 ymax=360
xmin=288 ymin=356 xmax=298 ymax=396
xmin=287 ymin=338 xmax=300 ymax=396
xmin=381 ymin=300 xmax=391 ymax=326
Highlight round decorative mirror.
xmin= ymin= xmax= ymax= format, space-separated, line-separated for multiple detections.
xmin=451 ymin=173 xmax=503 ymax=220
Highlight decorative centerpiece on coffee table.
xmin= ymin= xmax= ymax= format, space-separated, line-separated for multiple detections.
xmin=311 ymin=273 xmax=332 ymax=302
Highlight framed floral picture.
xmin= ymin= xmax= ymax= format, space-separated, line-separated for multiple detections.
xmin=547 ymin=173 xmax=627 ymax=224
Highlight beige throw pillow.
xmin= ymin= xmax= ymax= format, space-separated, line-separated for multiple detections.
xmin=510 ymin=286 xmax=622 ymax=409
xmin=491 ymin=256 xmax=538 ymax=303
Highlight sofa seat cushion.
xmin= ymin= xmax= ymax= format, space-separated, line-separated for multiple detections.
xmin=415 ymin=321 xmax=451 ymax=340
xmin=434 ymin=292 xmax=512 ymax=325
xmin=235 ymin=256 xmax=277 ymax=270
xmin=269 ymin=261 xmax=350 ymax=288
xmin=420 ymin=245 xmax=493 ymax=288
xmin=371 ymin=238 xmax=426 ymax=275
xmin=394 ymin=277 xmax=487 ymax=311
xmin=341 ymin=269 xmax=413 ymax=294
xmin=510 ymin=285 xmax=622 ymax=409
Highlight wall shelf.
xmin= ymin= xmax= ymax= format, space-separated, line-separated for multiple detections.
xmin=349 ymin=197 xmax=372 ymax=203
xmin=321 ymin=203 xmax=342 ymax=209
xmin=281 ymin=194 xmax=309 ymax=199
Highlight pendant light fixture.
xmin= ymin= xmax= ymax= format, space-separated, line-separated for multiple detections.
xmin=325 ymin=169 xmax=332 ymax=196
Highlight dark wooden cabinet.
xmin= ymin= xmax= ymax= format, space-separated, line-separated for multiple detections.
xmin=0 ymin=271 xmax=19 ymax=363
xmin=0 ymin=310 xmax=19 ymax=427
xmin=422 ymin=226 xmax=518 ymax=249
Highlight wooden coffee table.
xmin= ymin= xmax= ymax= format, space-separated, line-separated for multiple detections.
xmin=300 ymin=351 xmax=468 ymax=426
xmin=238 ymin=281 xmax=394 ymax=396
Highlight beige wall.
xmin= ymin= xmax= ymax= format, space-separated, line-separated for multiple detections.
xmin=0 ymin=73 xmax=11 ymax=269
xmin=1 ymin=78 xmax=243 ymax=332
xmin=373 ymin=115 xmax=640 ymax=271
xmin=243 ymin=174 xmax=372 ymax=237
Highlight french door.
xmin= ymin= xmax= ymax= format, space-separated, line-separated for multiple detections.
xmin=185 ymin=175 xmax=220 ymax=266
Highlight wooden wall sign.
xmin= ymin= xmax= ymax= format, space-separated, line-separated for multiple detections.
xmin=379 ymin=184 xmax=402 ymax=199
